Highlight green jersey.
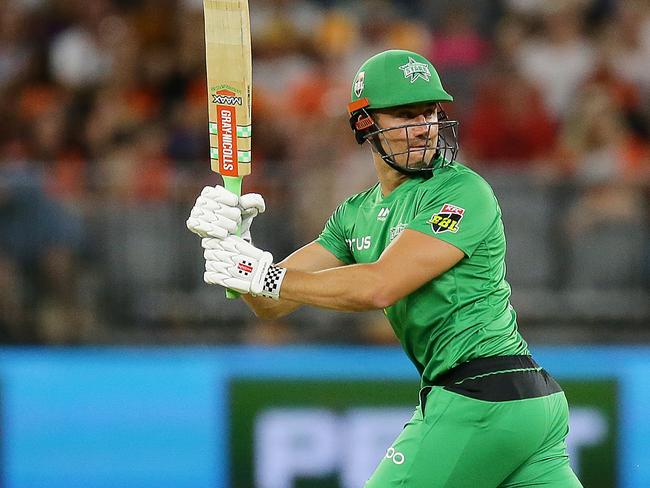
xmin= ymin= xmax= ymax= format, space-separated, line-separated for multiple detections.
xmin=316 ymin=162 xmax=529 ymax=385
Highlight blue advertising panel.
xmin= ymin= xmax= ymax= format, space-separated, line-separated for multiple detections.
xmin=0 ymin=346 xmax=647 ymax=488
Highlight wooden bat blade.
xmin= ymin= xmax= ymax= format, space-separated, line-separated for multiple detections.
xmin=204 ymin=0 xmax=252 ymax=178
xmin=203 ymin=0 xmax=252 ymax=299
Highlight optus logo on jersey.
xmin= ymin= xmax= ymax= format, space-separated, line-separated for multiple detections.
xmin=347 ymin=236 xmax=372 ymax=251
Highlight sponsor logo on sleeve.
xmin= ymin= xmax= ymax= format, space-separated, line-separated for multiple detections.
xmin=389 ymin=223 xmax=407 ymax=241
xmin=427 ymin=203 xmax=464 ymax=233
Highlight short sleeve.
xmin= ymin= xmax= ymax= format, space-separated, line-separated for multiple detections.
xmin=407 ymin=176 xmax=499 ymax=257
xmin=316 ymin=203 xmax=355 ymax=264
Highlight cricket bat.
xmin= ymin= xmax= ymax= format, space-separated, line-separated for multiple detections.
xmin=203 ymin=0 xmax=252 ymax=299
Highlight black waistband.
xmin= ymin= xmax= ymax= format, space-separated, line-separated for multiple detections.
xmin=425 ymin=355 xmax=563 ymax=403
xmin=433 ymin=355 xmax=541 ymax=387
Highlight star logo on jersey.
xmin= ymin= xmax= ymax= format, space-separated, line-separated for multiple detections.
xmin=399 ymin=57 xmax=432 ymax=83
xmin=427 ymin=203 xmax=464 ymax=233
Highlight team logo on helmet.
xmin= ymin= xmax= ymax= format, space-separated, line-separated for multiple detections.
xmin=399 ymin=57 xmax=432 ymax=83
xmin=354 ymin=71 xmax=366 ymax=97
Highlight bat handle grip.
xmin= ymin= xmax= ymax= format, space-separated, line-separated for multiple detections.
xmin=223 ymin=175 xmax=244 ymax=300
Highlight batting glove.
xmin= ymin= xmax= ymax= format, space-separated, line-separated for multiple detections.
xmin=202 ymin=235 xmax=286 ymax=300
xmin=187 ymin=186 xmax=241 ymax=239
xmin=238 ymin=193 xmax=265 ymax=243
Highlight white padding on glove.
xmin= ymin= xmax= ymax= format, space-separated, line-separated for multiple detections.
xmin=238 ymin=193 xmax=265 ymax=243
xmin=202 ymin=235 xmax=286 ymax=299
xmin=186 ymin=186 xmax=242 ymax=239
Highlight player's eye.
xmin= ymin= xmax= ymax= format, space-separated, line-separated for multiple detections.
xmin=424 ymin=109 xmax=437 ymax=120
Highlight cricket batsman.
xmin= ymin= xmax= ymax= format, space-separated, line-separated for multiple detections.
xmin=187 ymin=50 xmax=583 ymax=487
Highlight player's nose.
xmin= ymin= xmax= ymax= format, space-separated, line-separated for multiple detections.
xmin=408 ymin=118 xmax=430 ymax=138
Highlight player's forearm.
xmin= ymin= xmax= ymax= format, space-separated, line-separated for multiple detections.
xmin=279 ymin=264 xmax=390 ymax=312
xmin=241 ymin=294 xmax=301 ymax=320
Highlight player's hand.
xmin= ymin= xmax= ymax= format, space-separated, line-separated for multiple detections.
xmin=202 ymin=235 xmax=286 ymax=300
xmin=186 ymin=186 xmax=241 ymax=239
xmin=239 ymin=193 xmax=265 ymax=243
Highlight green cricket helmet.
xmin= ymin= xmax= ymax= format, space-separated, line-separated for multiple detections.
xmin=348 ymin=50 xmax=459 ymax=176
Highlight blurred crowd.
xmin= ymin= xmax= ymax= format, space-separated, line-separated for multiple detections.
xmin=0 ymin=0 xmax=649 ymax=344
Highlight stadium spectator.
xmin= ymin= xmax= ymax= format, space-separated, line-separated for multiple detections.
xmin=0 ymin=3 xmax=35 ymax=89
xmin=558 ymin=85 xmax=650 ymax=287
xmin=462 ymin=16 xmax=557 ymax=165
xmin=0 ymin=157 xmax=88 ymax=343
xmin=48 ymin=0 xmax=115 ymax=88
xmin=464 ymin=66 xmax=557 ymax=165
xmin=428 ymin=7 xmax=490 ymax=116
xmin=603 ymin=0 xmax=650 ymax=101
xmin=515 ymin=2 xmax=596 ymax=118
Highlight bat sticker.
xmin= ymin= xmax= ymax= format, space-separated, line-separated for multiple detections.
xmin=217 ymin=104 xmax=238 ymax=176
xmin=213 ymin=89 xmax=243 ymax=106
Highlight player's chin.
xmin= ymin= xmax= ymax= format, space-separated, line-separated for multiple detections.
xmin=403 ymin=148 xmax=436 ymax=169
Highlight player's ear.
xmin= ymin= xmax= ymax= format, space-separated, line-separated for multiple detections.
xmin=349 ymin=110 xmax=377 ymax=145
xmin=348 ymin=98 xmax=378 ymax=145
xmin=436 ymin=103 xmax=448 ymax=121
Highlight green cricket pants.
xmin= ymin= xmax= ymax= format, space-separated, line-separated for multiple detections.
xmin=365 ymin=356 xmax=583 ymax=487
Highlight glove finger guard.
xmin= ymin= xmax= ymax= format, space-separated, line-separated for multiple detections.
xmin=239 ymin=193 xmax=266 ymax=215
xmin=200 ymin=185 xmax=240 ymax=206
xmin=238 ymin=193 xmax=266 ymax=243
